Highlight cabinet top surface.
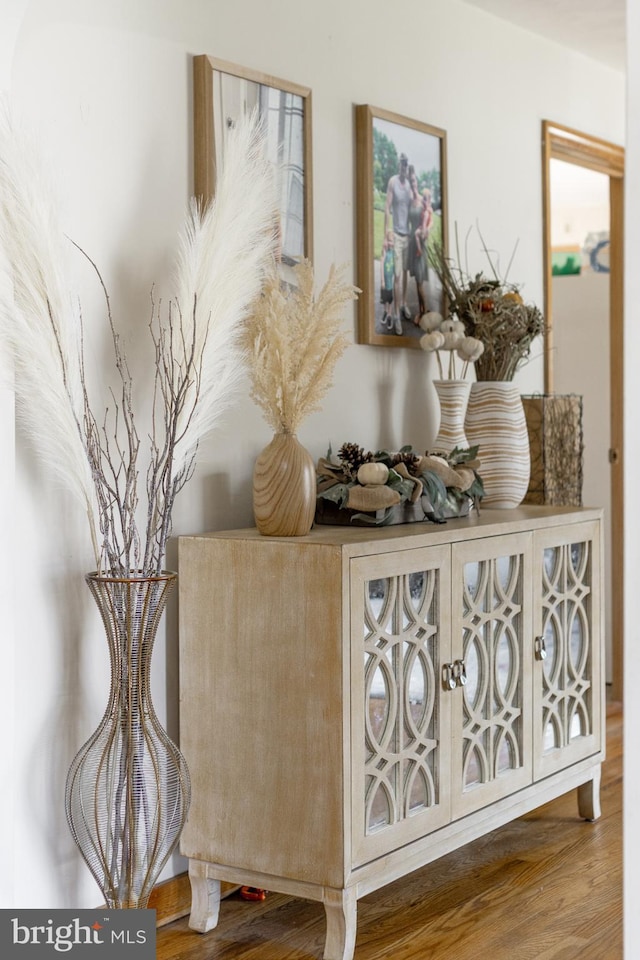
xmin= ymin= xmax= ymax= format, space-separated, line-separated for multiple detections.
xmin=179 ymin=505 xmax=602 ymax=554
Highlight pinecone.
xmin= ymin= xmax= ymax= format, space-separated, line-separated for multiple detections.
xmin=390 ymin=450 xmax=420 ymax=475
xmin=338 ymin=442 xmax=373 ymax=479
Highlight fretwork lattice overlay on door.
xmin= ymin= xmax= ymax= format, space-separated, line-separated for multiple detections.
xmin=461 ymin=553 xmax=524 ymax=791
xmin=363 ymin=570 xmax=440 ymax=833
xmin=540 ymin=541 xmax=592 ymax=750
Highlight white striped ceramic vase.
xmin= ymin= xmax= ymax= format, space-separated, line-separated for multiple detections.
xmin=432 ymin=379 xmax=471 ymax=453
xmin=464 ymin=381 xmax=530 ymax=508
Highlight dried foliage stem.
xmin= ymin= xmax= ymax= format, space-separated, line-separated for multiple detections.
xmin=430 ymin=229 xmax=544 ymax=383
xmin=0 ymin=105 xmax=278 ymax=575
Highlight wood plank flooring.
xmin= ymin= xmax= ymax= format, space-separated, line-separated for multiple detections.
xmin=157 ymin=703 xmax=622 ymax=960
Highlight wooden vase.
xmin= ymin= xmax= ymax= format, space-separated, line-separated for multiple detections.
xmin=464 ymin=381 xmax=530 ymax=508
xmin=253 ymin=432 xmax=316 ymax=536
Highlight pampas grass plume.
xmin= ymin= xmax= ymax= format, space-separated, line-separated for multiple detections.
xmin=0 ymin=102 xmax=100 ymax=560
xmin=171 ymin=114 xmax=278 ymax=474
xmin=0 ymin=100 xmax=279 ymax=573
xmin=246 ymin=259 xmax=359 ymax=435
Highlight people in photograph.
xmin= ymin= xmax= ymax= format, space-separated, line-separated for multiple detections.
xmin=379 ymin=229 xmax=396 ymax=330
xmin=383 ymin=152 xmax=413 ymax=334
xmin=407 ymin=171 xmax=430 ymax=320
xmin=422 ymin=187 xmax=434 ymax=228
xmin=419 ymin=188 xmax=434 ymax=311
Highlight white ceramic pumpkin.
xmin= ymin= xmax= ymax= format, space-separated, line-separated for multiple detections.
xmin=357 ymin=462 xmax=389 ymax=486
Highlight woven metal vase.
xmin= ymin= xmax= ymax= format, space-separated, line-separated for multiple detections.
xmin=65 ymin=571 xmax=191 ymax=908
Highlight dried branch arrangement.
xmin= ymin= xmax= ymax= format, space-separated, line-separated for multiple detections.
xmin=0 ymin=106 xmax=278 ymax=575
xmin=244 ymin=259 xmax=358 ymax=435
xmin=430 ymin=226 xmax=544 ymax=381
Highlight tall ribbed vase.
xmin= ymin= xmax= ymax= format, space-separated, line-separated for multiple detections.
xmin=65 ymin=571 xmax=191 ymax=909
xmin=464 ymin=381 xmax=530 ymax=508
xmin=432 ymin=379 xmax=471 ymax=452
xmin=253 ymin=431 xmax=316 ymax=536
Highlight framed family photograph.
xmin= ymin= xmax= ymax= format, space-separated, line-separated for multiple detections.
xmin=355 ymin=104 xmax=447 ymax=347
xmin=193 ymin=55 xmax=313 ymax=280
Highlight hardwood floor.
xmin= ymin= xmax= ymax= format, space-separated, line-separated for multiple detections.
xmin=157 ymin=703 xmax=622 ymax=960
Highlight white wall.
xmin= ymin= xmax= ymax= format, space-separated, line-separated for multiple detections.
xmin=552 ymin=271 xmax=611 ymax=678
xmin=0 ymin=0 xmax=28 ymax=916
xmin=550 ymin=158 xmax=610 ymax=249
xmin=625 ymin=0 xmax=640 ymax=954
xmin=3 ymin=0 xmax=625 ymax=909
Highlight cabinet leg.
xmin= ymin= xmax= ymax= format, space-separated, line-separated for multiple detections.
xmin=578 ymin=765 xmax=602 ymax=821
xmin=187 ymin=860 xmax=221 ymax=933
xmin=323 ymin=887 xmax=357 ymax=960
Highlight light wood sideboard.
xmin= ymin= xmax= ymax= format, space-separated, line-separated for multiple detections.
xmin=178 ymin=506 xmax=605 ymax=960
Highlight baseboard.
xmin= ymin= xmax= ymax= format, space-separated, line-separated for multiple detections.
xmin=149 ymin=872 xmax=239 ymax=927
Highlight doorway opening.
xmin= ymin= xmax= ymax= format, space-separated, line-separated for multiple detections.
xmin=542 ymin=121 xmax=624 ymax=701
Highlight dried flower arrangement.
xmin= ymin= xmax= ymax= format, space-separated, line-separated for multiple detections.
xmin=429 ymin=227 xmax=544 ymax=382
xmin=417 ymin=310 xmax=484 ymax=379
xmin=316 ymin=441 xmax=484 ymax=526
xmin=244 ymin=259 xmax=359 ymax=435
xmin=0 ymin=108 xmax=278 ymax=575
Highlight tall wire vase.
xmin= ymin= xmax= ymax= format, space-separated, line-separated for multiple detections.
xmin=65 ymin=571 xmax=191 ymax=908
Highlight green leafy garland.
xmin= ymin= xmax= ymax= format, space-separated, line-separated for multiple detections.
xmin=316 ymin=443 xmax=484 ymax=526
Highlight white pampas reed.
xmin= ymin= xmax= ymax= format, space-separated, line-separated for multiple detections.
xmin=171 ymin=116 xmax=277 ymax=475
xmin=0 ymin=105 xmax=100 ymax=560
xmin=0 ymin=102 xmax=278 ymax=574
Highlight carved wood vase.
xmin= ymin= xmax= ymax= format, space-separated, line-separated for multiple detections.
xmin=253 ymin=431 xmax=316 ymax=536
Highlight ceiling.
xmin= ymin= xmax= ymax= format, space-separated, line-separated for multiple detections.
xmin=463 ymin=0 xmax=625 ymax=71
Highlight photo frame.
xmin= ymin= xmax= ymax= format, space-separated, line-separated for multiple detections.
xmin=193 ymin=55 xmax=313 ymax=277
xmin=355 ymin=104 xmax=447 ymax=348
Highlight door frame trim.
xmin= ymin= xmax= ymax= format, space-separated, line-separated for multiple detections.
xmin=541 ymin=120 xmax=624 ymax=701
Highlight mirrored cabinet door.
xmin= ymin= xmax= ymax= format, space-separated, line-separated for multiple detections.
xmin=533 ymin=521 xmax=603 ymax=778
xmin=350 ymin=546 xmax=452 ymax=866
xmin=450 ymin=532 xmax=534 ymax=818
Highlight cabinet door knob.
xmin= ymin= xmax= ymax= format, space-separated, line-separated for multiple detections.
xmin=443 ymin=660 xmax=467 ymax=689
xmin=442 ymin=663 xmax=458 ymax=690
xmin=454 ymin=659 xmax=468 ymax=686
xmin=534 ymin=635 xmax=547 ymax=660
